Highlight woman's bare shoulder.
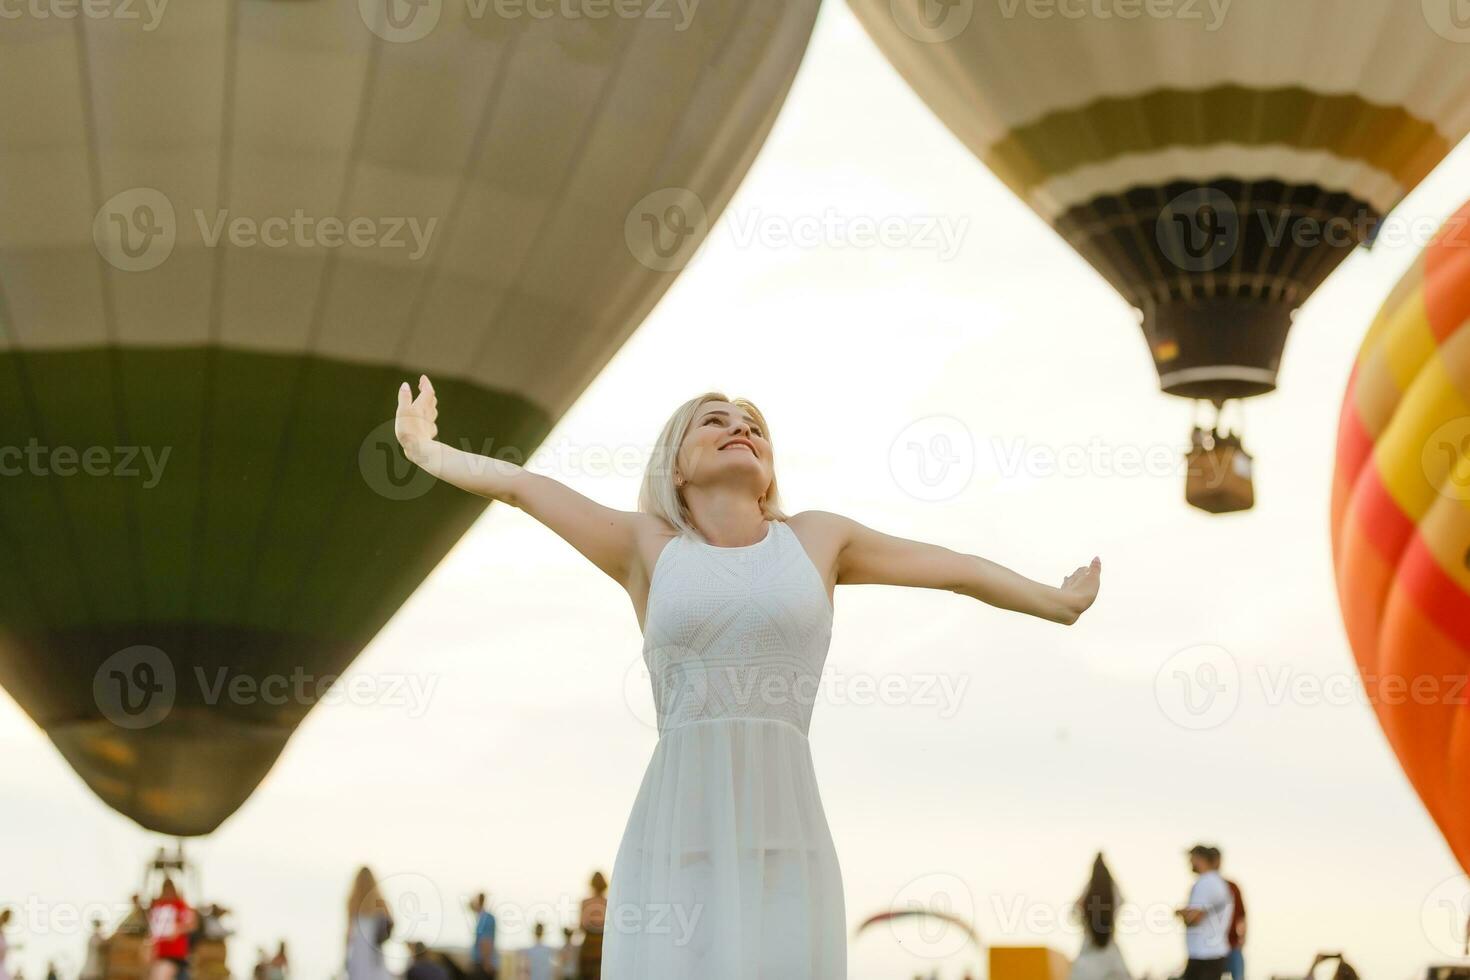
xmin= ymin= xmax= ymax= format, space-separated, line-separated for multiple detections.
xmin=786 ymin=509 xmax=854 ymax=547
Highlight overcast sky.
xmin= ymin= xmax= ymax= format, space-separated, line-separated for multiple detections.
xmin=6 ymin=3 xmax=1470 ymax=980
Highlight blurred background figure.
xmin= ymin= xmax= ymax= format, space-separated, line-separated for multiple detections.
xmin=267 ymin=941 xmax=289 ymax=980
xmin=1212 ymin=848 xmax=1246 ymax=980
xmin=196 ymin=906 xmax=232 ymax=944
xmin=1176 ymin=845 xmax=1232 ymax=980
xmin=345 ymin=867 xmax=392 ymax=980
xmin=120 ymin=898 xmax=148 ymax=935
xmin=0 ymin=908 xmax=14 ymax=980
xmin=43 ymin=964 xmax=57 ymax=980
xmin=80 ymin=917 xmax=106 ymax=980
xmin=468 ymin=892 xmax=497 ymax=980
xmin=576 ymin=872 xmax=607 ymax=980
xmin=556 ymin=927 xmax=578 ymax=980
xmin=148 ymin=878 xmax=196 ymax=980
xmin=1069 ymin=853 xmax=1131 ymax=980
xmin=405 ymin=943 xmax=447 ymax=980
xmin=252 ymin=947 xmax=269 ymax=980
xmin=523 ymin=923 xmax=555 ymax=980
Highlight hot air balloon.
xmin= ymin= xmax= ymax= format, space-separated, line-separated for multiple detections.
xmin=1331 ymin=197 xmax=1470 ymax=874
xmin=848 ymin=0 xmax=1470 ymax=510
xmin=0 ymin=0 xmax=818 ymax=836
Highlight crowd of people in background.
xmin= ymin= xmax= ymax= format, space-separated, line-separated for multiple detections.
xmin=0 ymin=852 xmax=1257 ymax=980
xmin=1069 ymin=844 xmax=1247 ymax=980
xmin=344 ymin=866 xmax=609 ymax=980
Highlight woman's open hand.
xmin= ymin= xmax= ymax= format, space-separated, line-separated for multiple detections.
xmin=1058 ymin=556 xmax=1102 ymax=624
xmin=395 ymin=374 xmax=438 ymax=463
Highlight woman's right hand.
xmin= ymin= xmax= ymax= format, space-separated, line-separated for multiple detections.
xmin=395 ymin=375 xmax=438 ymax=463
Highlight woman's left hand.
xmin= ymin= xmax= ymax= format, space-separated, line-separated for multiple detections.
xmin=1058 ymin=557 xmax=1102 ymax=624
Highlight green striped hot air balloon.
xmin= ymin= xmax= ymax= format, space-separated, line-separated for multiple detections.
xmin=0 ymin=0 xmax=818 ymax=836
xmin=848 ymin=0 xmax=1470 ymax=403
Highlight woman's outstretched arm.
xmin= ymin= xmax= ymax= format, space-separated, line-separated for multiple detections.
xmin=393 ymin=375 xmax=642 ymax=586
xmin=813 ymin=510 xmax=1100 ymax=625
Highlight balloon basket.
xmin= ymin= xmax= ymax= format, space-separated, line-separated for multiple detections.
xmin=1185 ymin=401 xmax=1254 ymax=514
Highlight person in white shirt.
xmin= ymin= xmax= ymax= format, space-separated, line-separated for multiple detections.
xmin=1174 ymin=844 xmax=1233 ymax=980
xmin=522 ymin=924 xmax=555 ymax=980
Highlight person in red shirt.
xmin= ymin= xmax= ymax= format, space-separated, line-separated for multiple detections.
xmin=1210 ymin=848 xmax=1246 ymax=980
xmin=148 ymin=878 xmax=197 ymax=980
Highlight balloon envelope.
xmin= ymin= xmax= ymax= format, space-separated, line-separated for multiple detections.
xmin=0 ymin=0 xmax=818 ymax=835
xmin=1331 ymin=198 xmax=1470 ymax=874
xmin=848 ymin=0 xmax=1470 ymax=401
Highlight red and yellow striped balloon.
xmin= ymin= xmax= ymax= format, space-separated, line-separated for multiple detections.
xmin=1332 ymin=199 xmax=1470 ymax=873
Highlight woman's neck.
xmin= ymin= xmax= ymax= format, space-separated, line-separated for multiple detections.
xmin=683 ymin=489 xmax=767 ymax=546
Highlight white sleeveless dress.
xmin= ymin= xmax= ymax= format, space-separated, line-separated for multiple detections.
xmin=603 ymin=518 xmax=847 ymax=979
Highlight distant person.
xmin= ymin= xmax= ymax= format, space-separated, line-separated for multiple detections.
xmin=120 ymin=896 xmax=149 ymax=935
xmin=44 ymin=964 xmax=58 ymax=980
xmin=0 ymin=918 xmax=11 ymax=980
xmin=1208 ymin=848 xmax=1245 ymax=980
xmin=405 ymin=943 xmax=448 ymax=980
xmin=1309 ymin=953 xmax=1358 ymax=980
xmin=148 ymin=878 xmax=197 ymax=980
xmin=1069 ymin=853 xmax=1132 ymax=980
xmin=1174 ymin=845 xmax=1232 ymax=980
xmin=345 ymin=867 xmax=393 ymax=980
xmin=252 ymin=948 xmax=269 ymax=980
xmin=268 ymin=941 xmax=289 ymax=980
xmin=577 ymin=872 xmax=607 ymax=980
xmin=197 ymin=906 xmax=232 ymax=943
xmin=468 ymin=892 xmax=497 ymax=980
xmin=81 ymin=917 xmax=107 ymax=980
xmin=524 ymin=923 xmax=556 ymax=980
xmin=556 ymin=928 xmax=578 ymax=980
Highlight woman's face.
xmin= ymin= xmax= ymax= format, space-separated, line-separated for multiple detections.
xmin=677 ymin=401 xmax=772 ymax=496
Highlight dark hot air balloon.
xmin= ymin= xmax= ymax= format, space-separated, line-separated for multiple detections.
xmin=849 ymin=0 xmax=1470 ymax=510
xmin=0 ymin=0 xmax=818 ymax=835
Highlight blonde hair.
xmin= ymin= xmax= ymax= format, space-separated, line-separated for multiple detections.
xmin=637 ymin=391 xmax=787 ymax=540
xmin=347 ymin=867 xmax=389 ymax=935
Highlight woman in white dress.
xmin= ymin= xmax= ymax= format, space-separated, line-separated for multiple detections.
xmin=345 ymin=867 xmax=394 ymax=980
xmin=393 ymin=379 xmax=1102 ymax=978
xmin=1068 ymin=854 xmax=1131 ymax=980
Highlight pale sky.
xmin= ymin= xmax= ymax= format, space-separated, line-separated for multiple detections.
xmin=6 ymin=3 xmax=1470 ymax=980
